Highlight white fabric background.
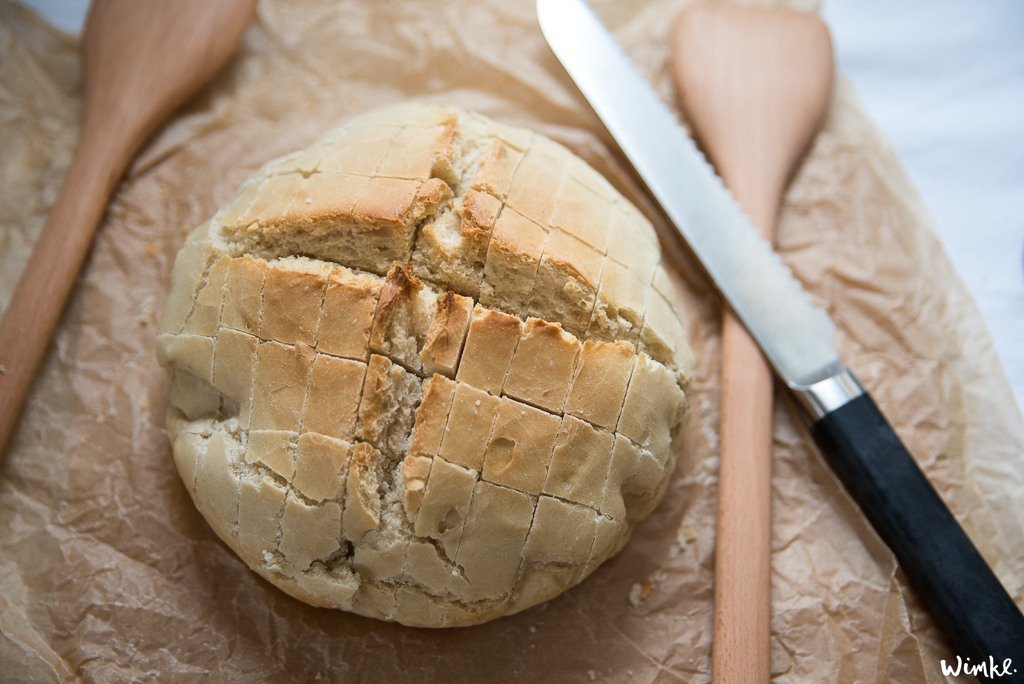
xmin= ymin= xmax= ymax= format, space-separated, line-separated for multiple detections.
xmin=20 ymin=0 xmax=1024 ymax=409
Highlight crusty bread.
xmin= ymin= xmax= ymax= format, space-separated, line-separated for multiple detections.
xmin=157 ymin=103 xmax=692 ymax=627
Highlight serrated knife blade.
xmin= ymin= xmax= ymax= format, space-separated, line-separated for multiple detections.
xmin=538 ymin=0 xmax=1024 ymax=668
xmin=538 ymin=0 xmax=838 ymax=390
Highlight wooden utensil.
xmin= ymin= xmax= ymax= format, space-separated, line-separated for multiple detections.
xmin=671 ymin=6 xmax=833 ymax=681
xmin=0 ymin=0 xmax=256 ymax=452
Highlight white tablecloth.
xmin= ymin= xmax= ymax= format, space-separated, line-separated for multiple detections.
xmin=21 ymin=0 xmax=1024 ymax=409
xmin=822 ymin=0 xmax=1024 ymax=410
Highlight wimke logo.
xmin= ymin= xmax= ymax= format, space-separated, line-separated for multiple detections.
xmin=940 ymin=656 xmax=1016 ymax=678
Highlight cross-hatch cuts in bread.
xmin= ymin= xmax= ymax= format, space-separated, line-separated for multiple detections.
xmin=156 ymin=103 xmax=694 ymax=627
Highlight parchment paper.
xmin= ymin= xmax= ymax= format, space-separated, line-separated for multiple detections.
xmin=1 ymin=0 xmax=1022 ymax=681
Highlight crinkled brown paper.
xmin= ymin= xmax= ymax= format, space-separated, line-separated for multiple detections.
xmin=1 ymin=0 xmax=1021 ymax=681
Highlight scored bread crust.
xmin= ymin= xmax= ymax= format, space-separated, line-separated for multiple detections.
xmin=157 ymin=103 xmax=693 ymax=627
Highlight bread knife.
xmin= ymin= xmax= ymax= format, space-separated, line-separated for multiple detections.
xmin=537 ymin=0 xmax=1024 ymax=671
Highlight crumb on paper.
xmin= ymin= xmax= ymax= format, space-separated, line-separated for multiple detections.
xmin=587 ymin=670 xmax=597 ymax=681
xmin=628 ymin=582 xmax=643 ymax=607
xmin=134 ymin=294 xmax=155 ymax=327
xmin=671 ymin=524 xmax=700 ymax=556
xmin=528 ymin=625 xmax=536 ymax=634
xmin=0 ymin=364 xmax=6 ymax=375
xmin=628 ymin=578 xmax=657 ymax=607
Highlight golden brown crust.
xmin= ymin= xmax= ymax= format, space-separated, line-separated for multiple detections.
xmin=357 ymin=354 xmax=420 ymax=456
xmin=303 ymin=354 xmax=364 ymax=441
xmin=449 ymin=480 xmax=534 ymax=602
xmin=408 ymin=375 xmax=456 ymax=458
xmin=238 ymin=475 xmax=287 ymax=564
xmin=293 ymin=433 xmax=350 ymax=502
xmin=221 ymin=255 xmax=265 ymax=336
xmin=369 ymin=264 xmax=428 ymax=370
xmin=459 ymin=189 xmax=502 ymax=258
xmin=456 ymin=305 xmax=523 ymax=395
xmin=565 ymin=340 xmax=636 ymax=430
xmin=542 ymin=415 xmax=615 ymax=510
xmin=251 ymin=341 xmax=314 ymax=432
xmin=245 ymin=430 xmax=295 ymax=479
xmin=413 ymin=456 xmax=477 ymax=559
xmin=317 ymin=267 xmax=382 ymax=362
xmin=402 ymin=455 xmax=433 ymax=522
xmin=260 ymin=263 xmax=326 ymax=346
xmin=522 ymin=495 xmax=597 ymax=570
xmin=419 ymin=291 xmax=472 ymax=377
xmin=281 ymin=494 xmax=343 ymax=570
xmin=438 ymin=383 xmax=501 ymax=471
xmin=617 ymin=354 xmax=686 ymax=461
xmin=502 ymin=318 xmax=580 ymax=413
xmin=342 ymin=443 xmax=382 ymax=541
xmin=471 ymin=139 xmax=525 ymax=199
xmin=481 ymin=208 xmax=546 ymax=311
xmin=212 ymin=328 xmax=257 ymax=405
xmin=481 ymin=398 xmax=561 ymax=496
xmin=158 ymin=103 xmax=692 ymax=628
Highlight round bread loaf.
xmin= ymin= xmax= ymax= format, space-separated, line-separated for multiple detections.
xmin=157 ymin=103 xmax=693 ymax=627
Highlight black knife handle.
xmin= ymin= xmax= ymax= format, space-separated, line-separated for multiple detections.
xmin=810 ymin=392 xmax=1024 ymax=680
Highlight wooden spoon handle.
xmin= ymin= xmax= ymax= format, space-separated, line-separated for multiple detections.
xmin=708 ymin=102 xmax=786 ymax=684
xmin=671 ymin=6 xmax=834 ymax=681
xmin=715 ymin=255 xmax=775 ymax=684
xmin=0 ymin=0 xmax=255 ymax=452
xmin=0 ymin=131 xmax=128 ymax=449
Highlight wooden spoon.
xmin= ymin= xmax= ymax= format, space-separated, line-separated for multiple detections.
xmin=0 ymin=0 xmax=256 ymax=452
xmin=671 ymin=6 xmax=833 ymax=682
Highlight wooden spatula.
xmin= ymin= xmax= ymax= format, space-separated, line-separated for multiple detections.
xmin=0 ymin=0 xmax=256 ymax=452
xmin=671 ymin=6 xmax=833 ymax=681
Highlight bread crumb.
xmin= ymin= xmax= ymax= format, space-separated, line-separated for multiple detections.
xmin=628 ymin=579 xmax=655 ymax=607
xmin=628 ymin=582 xmax=643 ymax=607
xmin=672 ymin=524 xmax=700 ymax=556
xmin=528 ymin=625 xmax=537 ymax=634
xmin=134 ymin=294 xmax=155 ymax=327
xmin=587 ymin=670 xmax=597 ymax=681
xmin=0 ymin=364 xmax=6 ymax=375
